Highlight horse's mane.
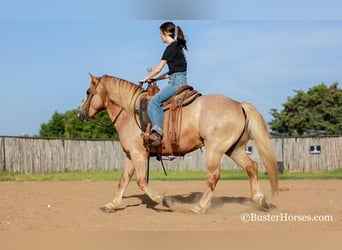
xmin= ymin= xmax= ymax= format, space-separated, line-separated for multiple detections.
xmin=101 ymin=74 xmax=139 ymax=86
xmin=100 ymin=74 xmax=144 ymax=110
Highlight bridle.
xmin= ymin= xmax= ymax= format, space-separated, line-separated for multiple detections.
xmin=80 ymin=82 xmax=144 ymax=130
xmin=80 ymin=91 xmax=123 ymax=129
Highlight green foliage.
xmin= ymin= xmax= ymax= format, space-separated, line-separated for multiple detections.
xmin=269 ymin=82 xmax=342 ymax=136
xmin=39 ymin=109 xmax=119 ymax=140
xmin=39 ymin=111 xmax=65 ymax=137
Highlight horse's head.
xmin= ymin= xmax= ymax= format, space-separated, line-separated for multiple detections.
xmin=78 ymin=73 xmax=107 ymax=121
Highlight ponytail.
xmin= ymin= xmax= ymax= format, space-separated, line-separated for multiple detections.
xmin=160 ymin=21 xmax=187 ymax=50
xmin=176 ymin=26 xmax=187 ymax=50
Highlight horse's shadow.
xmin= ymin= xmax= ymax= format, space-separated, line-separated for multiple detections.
xmin=113 ymin=192 xmax=271 ymax=213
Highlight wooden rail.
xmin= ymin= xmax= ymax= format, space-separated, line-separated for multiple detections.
xmin=0 ymin=136 xmax=341 ymax=173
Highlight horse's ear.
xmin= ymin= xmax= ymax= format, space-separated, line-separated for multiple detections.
xmin=89 ymin=73 xmax=99 ymax=86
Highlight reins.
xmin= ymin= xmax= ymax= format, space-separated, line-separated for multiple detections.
xmin=88 ymin=108 xmax=124 ymax=129
xmin=83 ymin=92 xmax=124 ymax=130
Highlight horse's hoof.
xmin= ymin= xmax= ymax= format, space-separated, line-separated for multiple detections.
xmin=162 ymin=195 xmax=173 ymax=208
xmin=191 ymin=204 xmax=206 ymax=214
xmin=260 ymin=196 xmax=271 ymax=209
xmin=100 ymin=204 xmax=116 ymax=213
xmin=253 ymin=193 xmax=271 ymax=210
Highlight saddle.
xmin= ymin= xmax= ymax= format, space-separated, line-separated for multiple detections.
xmin=135 ymin=83 xmax=201 ymax=152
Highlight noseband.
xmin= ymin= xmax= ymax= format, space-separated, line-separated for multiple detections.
xmin=81 ymin=92 xmax=94 ymax=121
xmin=80 ymin=92 xmax=123 ymax=129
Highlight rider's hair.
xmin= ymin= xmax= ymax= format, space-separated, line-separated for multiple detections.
xmin=160 ymin=22 xmax=187 ymax=50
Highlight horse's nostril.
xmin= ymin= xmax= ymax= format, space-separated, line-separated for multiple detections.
xmin=78 ymin=111 xmax=87 ymax=121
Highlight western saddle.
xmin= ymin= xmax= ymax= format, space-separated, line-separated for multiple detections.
xmin=135 ymin=82 xmax=201 ymax=153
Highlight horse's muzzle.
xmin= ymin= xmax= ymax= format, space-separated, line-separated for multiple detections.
xmin=78 ymin=111 xmax=89 ymax=121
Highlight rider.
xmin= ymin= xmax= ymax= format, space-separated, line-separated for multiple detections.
xmin=139 ymin=21 xmax=188 ymax=146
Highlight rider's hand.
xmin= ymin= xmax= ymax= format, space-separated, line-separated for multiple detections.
xmin=139 ymin=78 xmax=148 ymax=83
xmin=139 ymin=78 xmax=156 ymax=83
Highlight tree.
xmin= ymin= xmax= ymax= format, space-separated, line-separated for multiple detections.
xmin=64 ymin=109 xmax=118 ymax=140
xmin=39 ymin=109 xmax=119 ymax=140
xmin=269 ymin=82 xmax=342 ymax=136
xmin=39 ymin=111 xmax=65 ymax=137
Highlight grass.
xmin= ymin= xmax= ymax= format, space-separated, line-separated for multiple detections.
xmin=0 ymin=169 xmax=341 ymax=182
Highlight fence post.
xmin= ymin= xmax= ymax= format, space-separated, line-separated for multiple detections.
xmin=0 ymin=137 xmax=5 ymax=173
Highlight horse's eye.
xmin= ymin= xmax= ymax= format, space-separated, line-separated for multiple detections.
xmin=86 ymin=89 xmax=90 ymax=95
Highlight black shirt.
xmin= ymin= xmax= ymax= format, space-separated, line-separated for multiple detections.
xmin=161 ymin=41 xmax=187 ymax=75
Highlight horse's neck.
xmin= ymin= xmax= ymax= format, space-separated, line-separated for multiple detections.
xmin=105 ymin=77 xmax=142 ymax=111
xmin=106 ymin=101 xmax=126 ymax=130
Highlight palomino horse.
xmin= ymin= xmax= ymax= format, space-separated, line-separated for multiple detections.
xmin=78 ymin=74 xmax=278 ymax=213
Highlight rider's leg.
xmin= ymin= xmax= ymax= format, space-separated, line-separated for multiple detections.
xmin=147 ymin=72 xmax=187 ymax=139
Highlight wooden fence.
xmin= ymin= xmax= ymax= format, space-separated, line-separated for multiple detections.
xmin=0 ymin=136 xmax=341 ymax=174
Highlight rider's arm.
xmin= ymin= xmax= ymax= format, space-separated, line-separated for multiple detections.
xmin=139 ymin=60 xmax=167 ymax=83
xmin=154 ymin=72 xmax=169 ymax=81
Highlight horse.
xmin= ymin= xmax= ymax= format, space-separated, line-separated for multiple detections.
xmin=78 ymin=74 xmax=279 ymax=213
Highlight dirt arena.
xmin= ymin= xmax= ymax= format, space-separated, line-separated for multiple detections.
xmin=0 ymin=179 xmax=341 ymax=231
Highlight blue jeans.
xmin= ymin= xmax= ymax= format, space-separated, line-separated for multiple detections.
xmin=148 ymin=72 xmax=187 ymax=136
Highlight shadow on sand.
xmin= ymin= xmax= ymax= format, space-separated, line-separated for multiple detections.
xmin=110 ymin=192 xmax=273 ymax=213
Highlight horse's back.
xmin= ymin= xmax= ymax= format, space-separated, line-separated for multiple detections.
xmin=180 ymin=94 xmax=246 ymax=141
xmin=201 ymin=93 xmax=240 ymax=104
xmin=195 ymin=94 xmax=243 ymax=116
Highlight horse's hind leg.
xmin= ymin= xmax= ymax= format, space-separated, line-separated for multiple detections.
xmin=229 ymin=147 xmax=270 ymax=209
xmin=101 ymin=157 xmax=135 ymax=212
xmin=191 ymin=149 xmax=222 ymax=214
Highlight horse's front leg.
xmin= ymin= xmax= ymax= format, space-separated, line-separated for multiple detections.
xmin=101 ymin=157 xmax=135 ymax=212
xmin=133 ymin=153 xmax=166 ymax=205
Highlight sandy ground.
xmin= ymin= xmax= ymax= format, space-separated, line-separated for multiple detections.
xmin=0 ymin=180 xmax=341 ymax=232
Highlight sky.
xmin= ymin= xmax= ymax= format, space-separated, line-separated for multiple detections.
xmin=1 ymin=0 xmax=342 ymax=136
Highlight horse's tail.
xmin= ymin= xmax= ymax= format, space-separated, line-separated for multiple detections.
xmin=241 ymin=102 xmax=279 ymax=196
